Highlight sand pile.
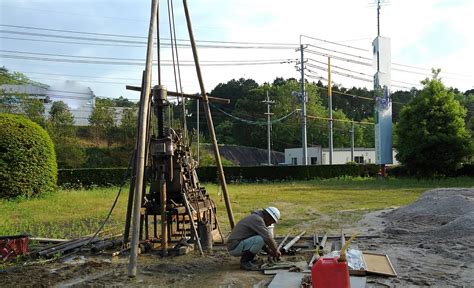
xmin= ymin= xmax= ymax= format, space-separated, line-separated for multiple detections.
xmin=385 ymin=188 xmax=474 ymax=238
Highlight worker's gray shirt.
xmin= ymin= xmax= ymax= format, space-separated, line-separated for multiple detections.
xmin=226 ymin=210 xmax=275 ymax=251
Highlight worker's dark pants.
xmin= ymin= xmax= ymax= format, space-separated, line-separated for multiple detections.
xmin=228 ymin=235 xmax=264 ymax=256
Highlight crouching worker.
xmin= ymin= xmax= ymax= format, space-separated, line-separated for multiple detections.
xmin=226 ymin=207 xmax=282 ymax=270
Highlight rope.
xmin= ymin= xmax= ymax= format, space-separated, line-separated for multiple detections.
xmin=170 ymin=0 xmax=188 ymax=140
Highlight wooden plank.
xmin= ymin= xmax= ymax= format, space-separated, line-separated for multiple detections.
xmin=362 ymin=252 xmax=397 ymax=277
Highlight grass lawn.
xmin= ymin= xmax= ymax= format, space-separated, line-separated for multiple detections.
xmin=1 ymin=177 xmax=473 ymax=239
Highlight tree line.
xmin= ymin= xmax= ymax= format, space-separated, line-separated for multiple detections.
xmin=1 ymin=66 xmax=473 ymax=175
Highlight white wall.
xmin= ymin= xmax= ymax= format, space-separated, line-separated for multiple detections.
xmin=284 ymin=146 xmax=322 ymax=165
xmin=285 ymin=147 xmax=399 ymax=165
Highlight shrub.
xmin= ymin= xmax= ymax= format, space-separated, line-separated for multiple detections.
xmin=0 ymin=114 xmax=57 ymax=198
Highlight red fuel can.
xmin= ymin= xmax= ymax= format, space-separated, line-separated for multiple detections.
xmin=311 ymin=257 xmax=350 ymax=288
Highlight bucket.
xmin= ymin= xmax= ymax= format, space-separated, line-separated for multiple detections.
xmin=311 ymin=257 xmax=350 ymax=288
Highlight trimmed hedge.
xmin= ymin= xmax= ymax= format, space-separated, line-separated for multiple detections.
xmin=57 ymin=163 xmax=474 ymax=188
xmin=57 ymin=164 xmax=379 ymax=188
xmin=197 ymin=164 xmax=379 ymax=182
xmin=0 ymin=114 xmax=57 ymax=198
xmin=387 ymin=163 xmax=474 ymax=178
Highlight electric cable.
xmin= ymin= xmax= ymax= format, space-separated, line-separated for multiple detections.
xmin=1 ymin=24 xmax=469 ymax=78
xmin=301 ymin=34 xmax=367 ymax=52
xmin=210 ymin=104 xmax=299 ymax=125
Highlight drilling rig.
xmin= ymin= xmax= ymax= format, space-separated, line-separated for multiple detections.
xmin=123 ymin=0 xmax=235 ymax=277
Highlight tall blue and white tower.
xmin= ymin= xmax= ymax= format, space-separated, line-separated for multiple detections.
xmin=373 ymin=1 xmax=393 ymax=167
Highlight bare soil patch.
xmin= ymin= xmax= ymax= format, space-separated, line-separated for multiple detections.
xmin=2 ymin=188 xmax=473 ymax=287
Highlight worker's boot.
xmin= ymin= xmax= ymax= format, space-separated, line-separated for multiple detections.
xmin=240 ymin=251 xmax=260 ymax=271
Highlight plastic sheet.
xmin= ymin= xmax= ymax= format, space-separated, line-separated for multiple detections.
xmin=325 ymin=248 xmax=367 ymax=271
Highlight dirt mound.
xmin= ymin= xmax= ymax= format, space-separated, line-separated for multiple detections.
xmin=385 ymin=188 xmax=474 ymax=237
xmin=435 ymin=211 xmax=474 ymax=237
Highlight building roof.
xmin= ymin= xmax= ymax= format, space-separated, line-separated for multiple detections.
xmin=0 ymin=84 xmax=49 ymax=96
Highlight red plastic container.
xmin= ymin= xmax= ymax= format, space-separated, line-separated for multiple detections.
xmin=0 ymin=235 xmax=29 ymax=261
xmin=311 ymin=257 xmax=350 ymax=288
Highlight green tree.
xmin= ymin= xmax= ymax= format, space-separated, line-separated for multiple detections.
xmin=48 ymin=101 xmax=75 ymax=138
xmin=47 ymin=101 xmax=85 ymax=168
xmin=395 ymin=70 xmax=472 ymax=176
xmin=89 ymin=99 xmax=116 ymax=146
xmin=118 ymin=107 xmax=138 ymax=148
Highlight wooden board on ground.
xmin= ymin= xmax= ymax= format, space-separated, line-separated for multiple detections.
xmin=362 ymin=252 xmax=397 ymax=277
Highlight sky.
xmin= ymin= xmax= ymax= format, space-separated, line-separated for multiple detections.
xmin=0 ymin=0 xmax=473 ymax=103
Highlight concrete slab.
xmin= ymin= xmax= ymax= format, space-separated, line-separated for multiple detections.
xmin=268 ymin=271 xmax=305 ymax=288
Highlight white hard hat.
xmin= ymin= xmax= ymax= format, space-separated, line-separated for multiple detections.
xmin=265 ymin=207 xmax=280 ymax=223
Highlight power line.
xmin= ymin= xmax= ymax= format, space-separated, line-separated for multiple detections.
xmin=0 ymin=30 xmax=296 ymax=50
xmin=304 ymin=49 xmax=372 ymax=67
xmin=1 ymin=49 xmax=295 ymax=63
xmin=1 ymin=54 xmax=290 ymax=67
xmin=304 ymin=65 xmax=415 ymax=90
xmin=301 ymin=34 xmax=368 ymax=52
xmin=2 ymin=23 xmax=469 ymax=79
xmin=306 ymin=58 xmax=422 ymax=88
xmin=306 ymin=43 xmax=371 ymax=62
xmin=0 ymin=4 xmax=149 ymax=23
xmin=0 ymin=24 xmax=299 ymax=46
xmin=306 ymin=63 xmax=372 ymax=82
xmin=307 ymin=58 xmax=373 ymax=77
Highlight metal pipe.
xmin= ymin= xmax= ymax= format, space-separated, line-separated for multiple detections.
xmin=160 ymin=173 xmax=168 ymax=256
xmin=319 ymin=233 xmax=328 ymax=251
xmin=128 ymin=0 xmax=158 ymax=278
xmin=282 ymin=231 xmax=305 ymax=253
xmin=182 ymin=0 xmax=235 ymax=228
xmin=313 ymin=233 xmax=319 ymax=248
xmin=181 ymin=192 xmax=203 ymax=255
xmin=277 ymin=232 xmax=291 ymax=251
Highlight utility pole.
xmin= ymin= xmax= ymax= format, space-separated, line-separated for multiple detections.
xmin=262 ymin=90 xmax=274 ymax=166
xmin=350 ymin=121 xmax=354 ymax=162
xmin=328 ymin=57 xmax=333 ymax=165
xmin=299 ymin=44 xmax=308 ymax=166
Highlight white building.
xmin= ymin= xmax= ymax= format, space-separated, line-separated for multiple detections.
xmin=46 ymin=81 xmax=95 ymax=126
xmin=284 ymin=147 xmax=398 ymax=165
xmin=1 ymin=81 xmax=95 ymax=126
xmin=285 ymin=146 xmax=323 ymax=165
